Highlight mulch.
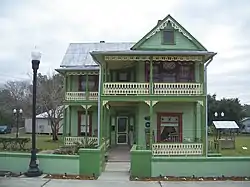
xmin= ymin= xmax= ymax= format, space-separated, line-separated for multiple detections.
xmin=44 ymin=173 xmax=97 ymax=180
xmin=130 ymin=176 xmax=250 ymax=181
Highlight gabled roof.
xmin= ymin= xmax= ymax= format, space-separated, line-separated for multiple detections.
xmin=213 ymin=121 xmax=239 ymax=129
xmin=131 ymin=14 xmax=207 ymax=51
xmin=60 ymin=42 xmax=134 ymax=67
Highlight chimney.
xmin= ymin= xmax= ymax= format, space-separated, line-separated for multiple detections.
xmin=157 ymin=20 xmax=162 ymax=25
xmin=100 ymin=41 xmax=105 ymax=43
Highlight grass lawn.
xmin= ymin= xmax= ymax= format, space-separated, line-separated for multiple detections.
xmin=209 ymin=135 xmax=250 ymax=156
xmin=220 ymin=135 xmax=250 ymax=156
xmin=0 ymin=133 xmax=64 ymax=151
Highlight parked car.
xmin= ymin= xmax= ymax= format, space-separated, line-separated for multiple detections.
xmin=0 ymin=125 xmax=12 ymax=134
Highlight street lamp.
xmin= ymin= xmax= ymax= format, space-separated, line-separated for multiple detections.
xmin=25 ymin=48 xmax=42 ymax=177
xmin=214 ymin=112 xmax=225 ymax=118
xmin=13 ymin=108 xmax=23 ymax=138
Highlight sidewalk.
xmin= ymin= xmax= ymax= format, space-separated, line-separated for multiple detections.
xmin=1 ymin=177 xmax=250 ymax=187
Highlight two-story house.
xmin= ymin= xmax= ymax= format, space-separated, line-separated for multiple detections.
xmin=56 ymin=14 xmax=216 ymax=156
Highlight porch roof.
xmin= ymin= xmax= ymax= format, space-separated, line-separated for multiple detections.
xmin=90 ymin=50 xmax=216 ymax=64
xmin=91 ymin=50 xmax=216 ymax=56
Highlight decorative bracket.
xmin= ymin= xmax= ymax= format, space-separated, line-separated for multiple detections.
xmin=106 ymin=104 xmax=110 ymax=109
xmin=198 ymin=100 xmax=204 ymax=106
xmin=64 ymin=105 xmax=69 ymax=109
xmin=81 ymin=105 xmax=92 ymax=110
xmin=102 ymin=100 xmax=108 ymax=106
xmin=152 ymin=101 xmax=158 ymax=106
xmin=144 ymin=101 xmax=150 ymax=106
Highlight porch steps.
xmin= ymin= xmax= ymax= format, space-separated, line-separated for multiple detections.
xmin=98 ymin=161 xmax=130 ymax=181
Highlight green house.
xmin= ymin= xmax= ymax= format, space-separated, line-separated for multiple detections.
xmin=56 ymin=14 xmax=216 ymax=157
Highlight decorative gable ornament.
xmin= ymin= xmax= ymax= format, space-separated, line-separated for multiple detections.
xmin=146 ymin=18 xmax=192 ymax=41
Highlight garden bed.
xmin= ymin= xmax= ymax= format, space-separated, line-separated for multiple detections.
xmin=0 ymin=171 xmax=22 ymax=177
xmin=44 ymin=173 xmax=97 ymax=180
xmin=130 ymin=175 xmax=250 ymax=181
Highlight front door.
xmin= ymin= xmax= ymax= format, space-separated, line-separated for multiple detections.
xmin=116 ymin=116 xmax=128 ymax=144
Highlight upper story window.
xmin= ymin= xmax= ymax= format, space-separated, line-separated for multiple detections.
xmin=145 ymin=62 xmax=194 ymax=83
xmin=79 ymin=75 xmax=98 ymax=91
xmin=162 ymin=30 xmax=175 ymax=45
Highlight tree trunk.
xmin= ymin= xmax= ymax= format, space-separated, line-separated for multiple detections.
xmin=51 ymin=121 xmax=59 ymax=141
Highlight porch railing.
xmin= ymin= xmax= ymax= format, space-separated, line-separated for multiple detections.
xmin=154 ymin=83 xmax=203 ymax=95
xmin=65 ymin=92 xmax=98 ymax=101
xmin=152 ymin=143 xmax=203 ymax=156
xmin=64 ymin=136 xmax=98 ymax=146
xmin=102 ymin=82 xmax=203 ymax=95
xmin=103 ymin=82 xmax=149 ymax=95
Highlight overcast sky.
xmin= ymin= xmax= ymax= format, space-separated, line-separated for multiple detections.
xmin=0 ymin=0 xmax=249 ymax=104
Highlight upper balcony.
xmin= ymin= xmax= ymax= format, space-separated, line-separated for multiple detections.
xmin=103 ymin=82 xmax=203 ymax=96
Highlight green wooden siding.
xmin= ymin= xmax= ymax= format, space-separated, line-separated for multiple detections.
xmin=138 ymin=30 xmax=198 ymax=50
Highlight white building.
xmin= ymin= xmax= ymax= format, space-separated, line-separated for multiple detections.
xmin=25 ymin=110 xmax=63 ymax=134
xmin=241 ymin=117 xmax=250 ymax=133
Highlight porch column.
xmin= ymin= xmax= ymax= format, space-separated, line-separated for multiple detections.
xmin=149 ymin=101 xmax=153 ymax=147
xmin=200 ymin=100 xmax=206 ymax=156
xmin=68 ymin=106 xmax=72 ymax=136
xmin=85 ymin=105 xmax=88 ymax=140
xmin=149 ymin=57 xmax=153 ymax=94
xmin=63 ymin=105 xmax=69 ymax=138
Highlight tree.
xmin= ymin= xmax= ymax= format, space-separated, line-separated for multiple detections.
xmin=37 ymin=73 xmax=64 ymax=141
xmin=0 ymin=80 xmax=32 ymax=126
xmin=207 ymin=94 xmax=246 ymax=127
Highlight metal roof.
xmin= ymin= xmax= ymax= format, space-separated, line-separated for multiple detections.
xmin=213 ymin=121 xmax=239 ymax=129
xmin=60 ymin=42 xmax=135 ymax=67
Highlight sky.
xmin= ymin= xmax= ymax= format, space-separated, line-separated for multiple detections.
xmin=0 ymin=0 xmax=249 ymax=104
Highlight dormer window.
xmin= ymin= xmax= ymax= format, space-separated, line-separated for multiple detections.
xmin=162 ymin=30 xmax=175 ymax=45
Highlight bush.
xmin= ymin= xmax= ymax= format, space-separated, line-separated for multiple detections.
xmin=0 ymin=137 xmax=30 ymax=151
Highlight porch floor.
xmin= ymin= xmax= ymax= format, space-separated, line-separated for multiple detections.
xmin=107 ymin=145 xmax=130 ymax=162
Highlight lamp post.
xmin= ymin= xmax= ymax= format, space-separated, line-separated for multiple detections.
xmin=25 ymin=48 xmax=42 ymax=177
xmin=13 ymin=108 xmax=23 ymax=138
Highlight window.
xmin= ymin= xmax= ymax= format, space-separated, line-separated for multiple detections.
xmin=78 ymin=112 xmax=92 ymax=136
xmin=157 ymin=113 xmax=182 ymax=142
xmin=162 ymin=30 xmax=175 ymax=44
xmin=117 ymin=72 xmax=130 ymax=82
xmin=88 ymin=75 xmax=98 ymax=91
xmin=79 ymin=75 xmax=98 ymax=91
xmin=145 ymin=62 xmax=194 ymax=82
xmin=79 ymin=75 xmax=86 ymax=91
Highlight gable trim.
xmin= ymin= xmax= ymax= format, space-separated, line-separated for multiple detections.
xmin=131 ymin=15 xmax=207 ymax=51
xmin=146 ymin=17 xmax=192 ymax=41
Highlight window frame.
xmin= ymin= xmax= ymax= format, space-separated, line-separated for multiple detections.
xmin=162 ymin=29 xmax=175 ymax=45
xmin=78 ymin=111 xmax=92 ymax=136
xmin=157 ymin=112 xmax=183 ymax=142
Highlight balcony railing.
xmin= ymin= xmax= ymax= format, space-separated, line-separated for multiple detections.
xmin=154 ymin=83 xmax=203 ymax=95
xmin=103 ymin=82 xmax=203 ymax=95
xmin=65 ymin=92 xmax=98 ymax=101
xmin=103 ymin=83 xmax=150 ymax=95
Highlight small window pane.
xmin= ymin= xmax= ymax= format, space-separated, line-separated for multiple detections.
xmin=163 ymin=30 xmax=174 ymax=44
xmin=79 ymin=76 xmax=86 ymax=91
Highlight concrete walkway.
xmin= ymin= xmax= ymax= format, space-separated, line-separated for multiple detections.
xmin=1 ymin=177 xmax=250 ymax=187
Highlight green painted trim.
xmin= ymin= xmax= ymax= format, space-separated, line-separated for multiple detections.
xmin=101 ymin=95 xmax=206 ymax=102
xmin=0 ymin=152 xmax=79 ymax=160
xmin=131 ymin=14 xmax=207 ymax=51
xmin=63 ymin=101 xmax=98 ymax=105
xmin=152 ymin=156 xmax=250 ymax=162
